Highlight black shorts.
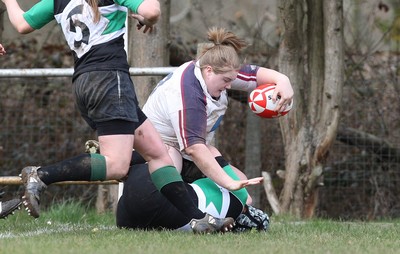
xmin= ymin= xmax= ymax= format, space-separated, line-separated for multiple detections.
xmin=74 ymin=70 xmax=146 ymax=135
xmin=181 ymin=156 xmax=230 ymax=183
xmin=181 ymin=159 xmax=206 ymax=183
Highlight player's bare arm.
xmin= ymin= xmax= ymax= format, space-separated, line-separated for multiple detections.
xmin=131 ymin=0 xmax=160 ymax=33
xmin=185 ymin=143 xmax=263 ymax=191
xmin=2 ymin=0 xmax=34 ymax=34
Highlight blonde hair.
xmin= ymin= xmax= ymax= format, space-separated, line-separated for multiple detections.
xmin=88 ymin=0 xmax=101 ymax=23
xmin=197 ymin=27 xmax=248 ymax=74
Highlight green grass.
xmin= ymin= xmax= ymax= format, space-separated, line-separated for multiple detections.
xmin=1 ymin=201 xmax=399 ymax=254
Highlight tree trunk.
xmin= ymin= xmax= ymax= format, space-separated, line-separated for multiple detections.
xmin=128 ymin=0 xmax=171 ymax=106
xmin=277 ymin=0 xmax=307 ymax=218
xmin=278 ymin=0 xmax=343 ymax=218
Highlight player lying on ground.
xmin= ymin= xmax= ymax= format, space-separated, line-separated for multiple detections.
xmin=84 ymin=141 xmax=269 ymax=231
xmin=117 ymin=163 xmax=269 ymax=232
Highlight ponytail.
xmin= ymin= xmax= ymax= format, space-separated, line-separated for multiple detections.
xmin=87 ymin=0 xmax=101 ymax=23
xmin=198 ymin=27 xmax=248 ymax=74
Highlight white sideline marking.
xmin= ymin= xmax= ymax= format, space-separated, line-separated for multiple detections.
xmin=0 ymin=224 xmax=116 ymax=239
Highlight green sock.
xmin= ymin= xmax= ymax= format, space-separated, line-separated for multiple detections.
xmin=90 ymin=153 xmax=107 ymax=181
xmin=150 ymin=166 xmax=183 ymax=189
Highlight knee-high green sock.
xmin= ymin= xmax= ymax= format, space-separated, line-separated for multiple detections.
xmin=215 ymin=156 xmax=248 ymax=204
xmin=151 ymin=166 xmax=204 ymax=219
xmin=37 ymin=153 xmax=107 ymax=185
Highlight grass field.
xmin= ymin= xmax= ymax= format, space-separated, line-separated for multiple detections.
xmin=1 ymin=201 xmax=399 ymax=254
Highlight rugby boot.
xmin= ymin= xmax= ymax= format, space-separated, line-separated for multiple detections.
xmin=20 ymin=166 xmax=47 ymax=218
xmin=0 ymin=198 xmax=22 ymax=219
xmin=190 ymin=213 xmax=235 ymax=234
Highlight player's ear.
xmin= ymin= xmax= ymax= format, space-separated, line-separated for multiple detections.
xmin=202 ymin=65 xmax=214 ymax=80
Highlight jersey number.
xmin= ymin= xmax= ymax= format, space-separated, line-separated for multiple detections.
xmin=67 ymin=5 xmax=90 ymax=48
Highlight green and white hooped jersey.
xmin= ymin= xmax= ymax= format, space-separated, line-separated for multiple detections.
xmin=54 ymin=0 xmax=129 ymax=58
xmin=23 ymin=0 xmax=144 ymax=79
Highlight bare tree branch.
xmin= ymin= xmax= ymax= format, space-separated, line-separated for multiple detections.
xmin=262 ymin=171 xmax=281 ymax=215
xmin=337 ymin=126 xmax=400 ymax=163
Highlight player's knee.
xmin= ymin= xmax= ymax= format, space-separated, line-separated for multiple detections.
xmin=107 ymin=158 xmax=130 ymax=179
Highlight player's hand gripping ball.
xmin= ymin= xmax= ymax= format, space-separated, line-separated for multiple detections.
xmin=248 ymin=84 xmax=293 ymax=118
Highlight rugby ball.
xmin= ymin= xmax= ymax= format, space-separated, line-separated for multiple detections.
xmin=248 ymin=84 xmax=293 ymax=118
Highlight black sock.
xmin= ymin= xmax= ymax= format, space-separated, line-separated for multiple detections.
xmin=37 ymin=154 xmax=103 ymax=185
xmin=150 ymin=165 xmax=205 ymax=220
xmin=160 ymin=182 xmax=205 ymax=219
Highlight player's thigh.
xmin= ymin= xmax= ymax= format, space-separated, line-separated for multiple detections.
xmin=166 ymin=145 xmax=183 ymax=173
xmin=99 ymin=134 xmax=134 ymax=170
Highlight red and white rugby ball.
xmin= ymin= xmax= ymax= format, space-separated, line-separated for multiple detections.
xmin=248 ymin=84 xmax=293 ymax=118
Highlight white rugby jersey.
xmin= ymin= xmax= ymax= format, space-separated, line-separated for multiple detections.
xmin=143 ymin=61 xmax=259 ymax=160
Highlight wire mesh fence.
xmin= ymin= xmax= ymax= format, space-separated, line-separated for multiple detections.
xmin=0 ymin=76 xmax=99 ymax=208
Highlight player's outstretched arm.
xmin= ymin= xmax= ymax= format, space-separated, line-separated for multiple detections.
xmin=2 ymin=0 xmax=34 ymax=34
xmin=186 ymin=143 xmax=263 ymax=191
